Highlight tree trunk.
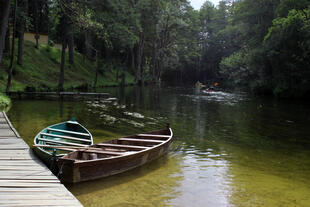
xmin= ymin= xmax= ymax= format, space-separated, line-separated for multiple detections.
xmin=116 ymin=67 xmax=119 ymax=82
xmin=17 ymin=30 xmax=24 ymax=66
xmin=121 ymin=51 xmax=128 ymax=87
xmin=85 ymin=31 xmax=92 ymax=60
xmin=131 ymin=47 xmax=135 ymax=72
xmin=4 ymin=25 xmax=10 ymax=54
xmin=6 ymin=0 xmax=17 ymax=94
xmin=136 ymin=32 xmax=144 ymax=86
xmin=151 ymin=42 xmax=158 ymax=82
xmin=68 ymin=31 xmax=74 ymax=64
xmin=67 ymin=1 xmax=74 ymax=65
xmin=34 ymin=0 xmax=39 ymax=49
xmin=93 ymin=46 xmax=102 ymax=90
xmin=121 ymin=66 xmax=126 ymax=87
xmin=17 ymin=0 xmax=28 ymax=67
xmin=0 ymin=0 xmax=11 ymax=64
xmin=58 ymin=38 xmax=67 ymax=92
xmin=105 ymin=46 xmax=111 ymax=72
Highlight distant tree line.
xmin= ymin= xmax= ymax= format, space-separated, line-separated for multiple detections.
xmin=0 ymin=0 xmax=309 ymax=97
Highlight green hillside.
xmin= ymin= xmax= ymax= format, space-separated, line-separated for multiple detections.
xmin=0 ymin=40 xmax=135 ymax=92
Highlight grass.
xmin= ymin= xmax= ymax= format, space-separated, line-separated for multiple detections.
xmin=0 ymin=40 xmax=136 ymax=92
xmin=0 ymin=93 xmax=11 ymax=109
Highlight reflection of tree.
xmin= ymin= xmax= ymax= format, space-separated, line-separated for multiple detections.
xmin=68 ymin=155 xmax=184 ymax=207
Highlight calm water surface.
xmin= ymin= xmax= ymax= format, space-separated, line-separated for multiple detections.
xmin=7 ymin=86 xmax=310 ymax=207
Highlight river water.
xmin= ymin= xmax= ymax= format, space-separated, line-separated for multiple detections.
xmin=7 ymin=86 xmax=310 ymax=207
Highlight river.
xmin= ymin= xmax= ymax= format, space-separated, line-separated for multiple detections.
xmin=7 ymin=86 xmax=310 ymax=207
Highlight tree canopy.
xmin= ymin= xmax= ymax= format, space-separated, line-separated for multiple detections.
xmin=1 ymin=0 xmax=310 ymax=97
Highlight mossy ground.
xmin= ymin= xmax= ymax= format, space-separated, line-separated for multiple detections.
xmin=0 ymin=40 xmax=135 ymax=92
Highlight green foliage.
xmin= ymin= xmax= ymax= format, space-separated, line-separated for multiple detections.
xmin=220 ymin=51 xmax=249 ymax=85
xmin=0 ymin=93 xmax=11 ymax=109
xmin=264 ymin=7 xmax=310 ymax=97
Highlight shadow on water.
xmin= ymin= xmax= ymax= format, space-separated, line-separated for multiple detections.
xmin=7 ymin=85 xmax=310 ymax=207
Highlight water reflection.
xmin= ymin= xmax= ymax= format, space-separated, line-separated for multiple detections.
xmin=7 ymin=86 xmax=310 ymax=206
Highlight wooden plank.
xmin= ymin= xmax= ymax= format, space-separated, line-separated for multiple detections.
xmin=37 ymin=138 xmax=88 ymax=147
xmin=81 ymin=149 xmax=124 ymax=156
xmin=0 ymin=166 xmax=47 ymax=170
xmin=0 ymin=179 xmax=60 ymax=183
xmin=0 ymin=171 xmax=54 ymax=176
xmin=0 ymin=156 xmax=38 ymax=160
xmin=0 ymin=129 xmax=17 ymax=137
xmin=0 ymin=138 xmax=27 ymax=144
xmin=0 ymin=194 xmax=75 ymax=200
xmin=118 ymin=138 xmax=165 ymax=143
xmin=137 ymin=134 xmax=171 ymax=138
xmin=0 ymin=200 xmax=82 ymax=206
xmin=0 ymin=149 xmax=38 ymax=160
xmin=0 ymin=205 xmax=80 ymax=207
xmin=0 ymin=182 xmax=63 ymax=187
xmin=0 ymin=187 xmax=68 ymax=192
xmin=0 ymin=124 xmax=10 ymax=129
xmin=97 ymin=143 xmax=149 ymax=149
xmin=41 ymin=132 xmax=92 ymax=143
xmin=0 ymin=118 xmax=7 ymax=124
xmin=0 ymin=160 xmax=44 ymax=166
xmin=0 ymin=149 xmax=31 ymax=154
xmin=47 ymin=128 xmax=90 ymax=137
xmin=0 ymin=176 xmax=59 ymax=180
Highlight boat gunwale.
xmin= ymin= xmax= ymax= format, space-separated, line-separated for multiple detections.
xmin=60 ymin=127 xmax=173 ymax=164
xmin=33 ymin=120 xmax=93 ymax=157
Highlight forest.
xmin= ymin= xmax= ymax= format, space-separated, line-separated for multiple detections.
xmin=0 ymin=0 xmax=310 ymax=98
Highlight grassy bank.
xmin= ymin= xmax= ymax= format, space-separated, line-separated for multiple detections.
xmin=0 ymin=40 xmax=135 ymax=92
xmin=0 ymin=93 xmax=11 ymax=109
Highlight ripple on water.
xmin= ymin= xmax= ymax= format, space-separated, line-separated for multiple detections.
xmin=183 ymin=91 xmax=247 ymax=105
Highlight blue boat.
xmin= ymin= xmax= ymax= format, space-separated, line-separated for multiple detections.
xmin=33 ymin=119 xmax=93 ymax=166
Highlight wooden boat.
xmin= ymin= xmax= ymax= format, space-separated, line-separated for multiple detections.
xmin=57 ymin=126 xmax=173 ymax=183
xmin=33 ymin=119 xmax=93 ymax=167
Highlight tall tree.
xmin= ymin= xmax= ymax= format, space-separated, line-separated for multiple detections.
xmin=6 ymin=0 xmax=17 ymax=93
xmin=17 ymin=0 xmax=28 ymax=66
xmin=0 ymin=0 xmax=11 ymax=64
xmin=58 ymin=7 xmax=67 ymax=92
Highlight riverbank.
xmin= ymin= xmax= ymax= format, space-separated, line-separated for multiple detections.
xmin=0 ymin=93 xmax=10 ymax=109
xmin=0 ymin=40 xmax=135 ymax=92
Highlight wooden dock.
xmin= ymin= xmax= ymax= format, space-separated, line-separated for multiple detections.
xmin=0 ymin=111 xmax=83 ymax=207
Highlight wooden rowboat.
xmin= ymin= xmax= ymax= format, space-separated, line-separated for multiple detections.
xmin=57 ymin=126 xmax=173 ymax=183
xmin=33 ymin=119 xmax=93 ymax=167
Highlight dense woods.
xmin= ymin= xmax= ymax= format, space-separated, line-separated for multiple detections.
xmin=0 ymin=0 xmax=310 ymax=97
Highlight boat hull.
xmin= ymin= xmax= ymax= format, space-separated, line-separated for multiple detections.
xmin=58 ymin=128 xmax=173 ymax=183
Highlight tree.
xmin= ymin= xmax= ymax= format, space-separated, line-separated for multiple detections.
xmin=264 ymin=8 xmax=310 ymax=97
xmin=6 ymin=0 xmax=17 ymax=93
xmin=17 ymin=0 xmax=28 ymax=66
xmin=0 ymin=0 xmax=11 ymax=64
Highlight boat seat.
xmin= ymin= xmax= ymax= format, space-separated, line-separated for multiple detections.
xmin=137 ymin=134 xmax=170 ymax=138
xmin=96 ymin=143 xmax=150 ymax=150
xmin=81 ymin=149 xmax=124 ymax=156
xmin=47 ymin=128 xmax=90 ymax=137
xmin=37 ymin=138 xmax=88 ymax=147
xmin=118 ymin=138 xmax=165 ymax=143
xmin=41 ymin=133 xmax=92 ymax=143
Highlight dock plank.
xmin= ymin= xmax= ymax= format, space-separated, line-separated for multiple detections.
xmin=0 ymin=111 xmax=83 ymax=207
